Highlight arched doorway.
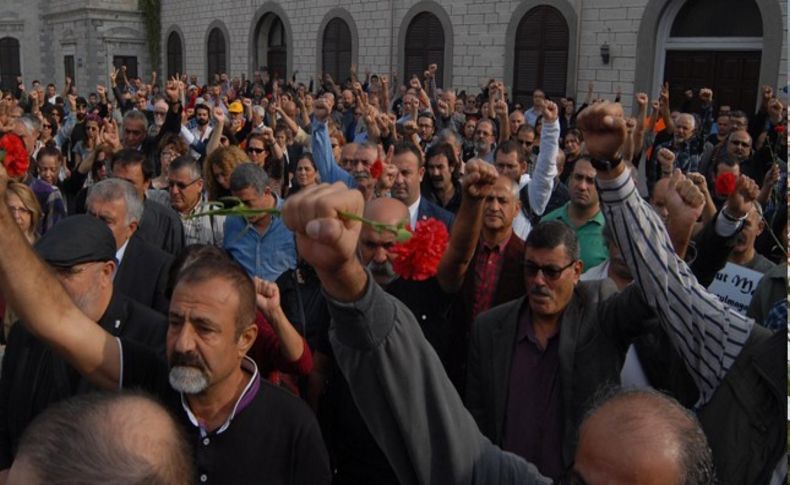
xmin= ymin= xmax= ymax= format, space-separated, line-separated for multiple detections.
xmin=322 ymin=18 xmax=352 ymax=84
xmin=0 ymin=37 xmax=21 ymax=91
xmin=254 ymin=13 xmax=288 ymax=81
xmin=404 ymin=12 xmax=444 ymax=88
xmin=512 ymin=6 xmax=569 ymax=107
xmin=166 ymin=31 xmax=183 ymax=78
xmin=658 ymin=0 xmax=763 ymax=112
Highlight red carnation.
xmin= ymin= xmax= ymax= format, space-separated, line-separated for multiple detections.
xmin=391 ymin=218 xmax=449 ymax=281
xmin=715 ymin=172 xmax=737 ymax=196
xmin=0 ymin=133 xmax=29 ymax=179
xmin=775 ymin=124 xmax=786 ymax=134
xmin=369 ymin=159 xmax=383 ymax=179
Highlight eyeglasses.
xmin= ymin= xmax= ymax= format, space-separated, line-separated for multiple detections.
xmin=520 ymin=139 xmax=534 ymax=147
xmin=42 ymin=124 xmax=52 ymax=129
xmin=8 ymin=206 xmax=32 ymax=216
xmin=247 ymin=147 xmax=266 ymax=154
xmin=523 ymin=260 xmax=576 ymax=280
xmin=154 ymin=111 xmax=167 ymax=117
xmin=168 ymin=178 xmax=201 ymax=190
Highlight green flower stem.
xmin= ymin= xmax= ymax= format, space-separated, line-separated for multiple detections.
xmin=188 ymin=199 xmax=412 ymax=242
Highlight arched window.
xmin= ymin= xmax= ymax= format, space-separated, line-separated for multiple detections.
xmin=513 ymin=6 xmax=569 ymax=106
xmin=662 ymin=0 xmax=762 ymax=111
xmin=207 ymin=28 xmax=227 ymax=81
xmin=404 ymin=12 xmax=444 ymax=88
xmin=322 ymin=18 xmax=352 ymax=84
xmin=166 ymin=31 xmax=183 ymax=79
xmin=0 ymin=37 xmax=21 ymax=91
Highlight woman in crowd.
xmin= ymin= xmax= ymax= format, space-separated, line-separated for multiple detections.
xmin=38 ymin=115 xmax=59 ymax=148
xmin=72 ymin=114 xmax=103 ymax=169
xmin=561 ymin=128 xmax=584 ymax=184
xmin=204 ymin=145 xmax=249 ymax=201
xmin=291 ymin=153 xmax=319 ymax=193
xmin=150 ymin=134 xmax=189 ymax=192
xmin=1 ymin=182 xmax=42 ymax=340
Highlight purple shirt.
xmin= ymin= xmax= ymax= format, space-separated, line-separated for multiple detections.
xmin=502 ymin=307 xmax=563 ymax=480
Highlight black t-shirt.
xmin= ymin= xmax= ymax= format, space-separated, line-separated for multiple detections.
xmin=121 ymin=340 xmax=331 ymax=484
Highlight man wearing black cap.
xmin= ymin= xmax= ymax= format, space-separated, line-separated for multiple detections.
xmin=0 ymin=171 xmax=330 ymax=484
xmin=0 ymin=215 xmax=167 ymax=477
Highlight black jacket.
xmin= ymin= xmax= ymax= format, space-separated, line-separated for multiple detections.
xmin=0 ymin=293 xmax=167 ymax=468
xmin=115 ymin=236 xmax=173 ymax=315
xmin=136 ymin=198 xmax=185 ymax=256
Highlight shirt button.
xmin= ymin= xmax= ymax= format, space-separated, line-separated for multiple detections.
xmin=203 ymin=438 xmax=210 ymax=445
xmin=200 ymin=474 xmax=207 ymax=482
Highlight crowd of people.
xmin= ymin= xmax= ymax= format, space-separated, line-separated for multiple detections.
xmin=0 ymin=59 xmax=786 ymax=485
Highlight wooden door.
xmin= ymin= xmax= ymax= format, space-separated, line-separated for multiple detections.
xmin=664 ymin=50 xmax=761 ymax=112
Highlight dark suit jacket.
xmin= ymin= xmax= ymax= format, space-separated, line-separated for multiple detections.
xmin=136 ymin=198 xmax=185 ymax=256
xmin=465 ymin=279 xmax=654 ymax=467
xmin=115 ymin=236 xmax=173 ymax=315
xmin=0 ymin=293 xmax=167 ymax=468
xmin=417 ymin=197 xmax=454 ymax=231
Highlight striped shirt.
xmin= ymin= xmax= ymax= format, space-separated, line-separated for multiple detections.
xmin=598 ymin=168 xmax=754 ymax=406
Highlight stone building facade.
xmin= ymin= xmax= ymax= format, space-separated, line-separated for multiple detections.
xmin=0 ymin=0 xmax=149 ymax=95
xmin=160 ymin=0 xmax=787 ymax=112
xmin=2 ymin=0 xmax=787 ymax=113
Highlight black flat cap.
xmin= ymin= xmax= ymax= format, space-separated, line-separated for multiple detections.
xmin=34 ymin=215 xmax=117 ymax=267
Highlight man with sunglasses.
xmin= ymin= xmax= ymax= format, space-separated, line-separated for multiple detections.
xmin=167 ymin=156 xmax=224 ymax=246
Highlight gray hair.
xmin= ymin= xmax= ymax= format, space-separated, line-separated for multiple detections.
xmin=230 ymin=163 xmax=269 ymax=195
xmin=438 ymin=128 xmax=461 ymax=147
xmin=123 ymin=110 xmax=149 ymax=131
xmin=87 ymin=178 xmax=144 ymax=224
xmin=16 ymin=114 xmax=41 ymax=135
xmin=252 ymin=105 xmax=265 ymax=117
xmin=169 ymin=155 xmax=202 ymax=181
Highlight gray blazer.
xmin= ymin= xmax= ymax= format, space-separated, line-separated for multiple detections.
xmin=466 ymin=278 xmax=655 ymax=467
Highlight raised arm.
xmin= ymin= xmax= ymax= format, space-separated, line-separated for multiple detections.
xmin=436 ymin=160 xmax=498 ymax=293
xmin=281 ymin=183 xmax=549 ymax=485
xmin=0 ymin=166 xmax=120 ymax=390
xmin=578 ymin=102 xmax=754 ymax=406
xmin=311 ymin=98 xmax=356 ymax=187
xmin=527 ymin=101 xmax=560 ymax=218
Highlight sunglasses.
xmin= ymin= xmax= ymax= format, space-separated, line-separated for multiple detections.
xmin=247 ymin=147 xmax=266 ymax=154
xmin=523 ymin=260 xmax=576 ymax=280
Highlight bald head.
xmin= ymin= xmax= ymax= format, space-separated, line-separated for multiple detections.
xmin=359 ymin=198 xmax=409 ymax=286
xmin=10 ymin=392 xmax=193 ymax=485
xmin=573 ymin=388 xmax=713 ymax=485
xmin=363 ymin=197 xmax=409 ymax=226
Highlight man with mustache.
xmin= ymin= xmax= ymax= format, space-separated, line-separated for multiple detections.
xmin=0 ymin=168 xmax=330 ymax=483
xmin=315 ymin=196 xmax=455 ymax=483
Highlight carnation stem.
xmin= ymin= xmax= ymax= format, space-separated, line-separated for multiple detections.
xmin=188 ymin=199 xmax=412 ymax=241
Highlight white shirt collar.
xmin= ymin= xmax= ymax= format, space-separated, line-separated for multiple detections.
xmin=114 ymin=239 xmax=130 ymax=277
xmin=408 ymin=196 xmax=421 ymax=229
xmin=180 ymin=356 xmax=259 ymax=437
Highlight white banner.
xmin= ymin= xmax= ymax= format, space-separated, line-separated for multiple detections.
xmin=707 ymin=262 xmax=765 ymax=315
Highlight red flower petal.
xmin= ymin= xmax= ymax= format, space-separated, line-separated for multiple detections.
xmin=0 ymin=133 xmax=29 ymax=178
xmin=391 ymin=218 xmax=449 ymax=281
xmin=714 ymin=172 xmax=737 ymax=196
xmin=775 ymin=124 xmax=785 ymax=134
xmin=369 ymin=159 xmax=383 ymax=179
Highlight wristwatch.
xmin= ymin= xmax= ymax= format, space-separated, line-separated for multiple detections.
xmin=589 ymin=154 xmax=623 ymax=172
